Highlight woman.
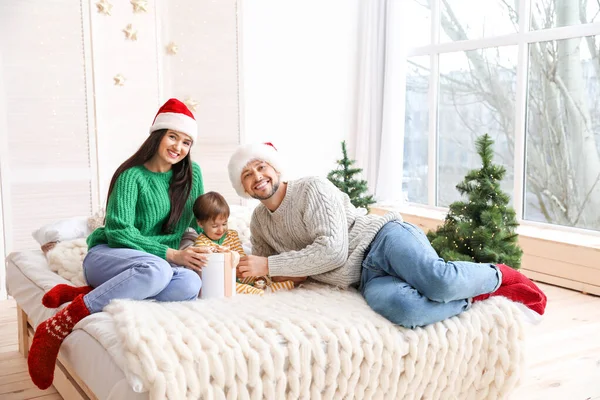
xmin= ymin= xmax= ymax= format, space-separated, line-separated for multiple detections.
xmin=28 ymin=98 xmax=210 ymax=390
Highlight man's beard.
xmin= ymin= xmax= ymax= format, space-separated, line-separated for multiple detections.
xmin=251 ymin=181 xmax=280 ymax=201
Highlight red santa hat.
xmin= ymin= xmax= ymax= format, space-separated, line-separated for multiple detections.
xmin=228 ymin=142 xmax=286 ymax=198
xmin=149 ymin=98 xmax=197 ymax=141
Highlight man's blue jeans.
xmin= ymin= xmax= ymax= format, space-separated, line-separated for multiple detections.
xmin=360 ymin=221 xmax=501 ymax=328
xmin=82 ymin=244 xmax=202 ymax=313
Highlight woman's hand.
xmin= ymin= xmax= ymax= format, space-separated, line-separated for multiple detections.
xmin=167 ymin=247 xmax=212 ymax=273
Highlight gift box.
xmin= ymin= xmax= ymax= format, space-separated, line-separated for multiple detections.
xmin=199 ymin=252 xmax=238 ymax=299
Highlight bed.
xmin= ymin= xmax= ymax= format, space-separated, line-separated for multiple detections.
xmin=7 ymin=250 xmax=145 ymax=400
xmin=6 ymin=207 xmax=527 ymax=400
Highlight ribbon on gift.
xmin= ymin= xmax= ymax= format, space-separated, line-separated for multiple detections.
xmin=223 ymin=252 xmax=240 ymax=297
xmin=224 ymin=252 xmax=232 ymax=297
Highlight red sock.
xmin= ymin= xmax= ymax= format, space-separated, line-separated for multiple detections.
xmin=42 ymin=284 xmax=93 ymax=308
xmin=473 ymin=264 xmax=547 ymax=315
xmin=28 ymin=294 xmax=90 ymax=389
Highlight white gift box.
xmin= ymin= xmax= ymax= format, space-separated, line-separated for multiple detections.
xmin=200 ymin=252 xmax=237 ymax=299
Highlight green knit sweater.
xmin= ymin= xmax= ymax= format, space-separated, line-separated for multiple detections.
xmin=87 ymin=162 xmax=204 ymax=259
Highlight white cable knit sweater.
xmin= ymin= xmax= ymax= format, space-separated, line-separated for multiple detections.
xmin=251 ymin=177 xmax=401 ymax=287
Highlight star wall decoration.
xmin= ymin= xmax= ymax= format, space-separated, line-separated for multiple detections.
xmin=96 ymin=0 xmax=113 ymax=15
xmin=166 ymin=42 xmax=179 ymax=55
xmin=123 ymin=24 xmax=138 ymax=41
xmin=184 ymin=97 xmax=199 ymax=112
xmin=113 ymin=74 xmax=126 ymax=86
xmin=131 ymin=0 xmax=148 ymax=13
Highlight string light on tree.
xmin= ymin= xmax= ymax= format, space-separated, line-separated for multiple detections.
xmin=96 ymin=0 xmax=113 ymax=15
xmin=427 ymin=134 xmax=523 ymax=269
xmin=122 ymin=24 xmax=138 ymax=41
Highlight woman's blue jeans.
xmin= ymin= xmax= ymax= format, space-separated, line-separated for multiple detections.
xmin=360 ymin=221 xmax=501 ymax=328
xmin=82 ymin=244 xmax=202 ymax=313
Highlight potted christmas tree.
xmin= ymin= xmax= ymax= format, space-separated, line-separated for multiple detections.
xmin=427 ymin=134 xmax=523 ymax=269
xmin=328 ymin=141 xmax=376 ymax=211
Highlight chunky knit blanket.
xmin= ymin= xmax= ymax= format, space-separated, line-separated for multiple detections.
xmin=46 ymin=238 xmax=87 ymax=286
xmin=89 ymin=283 xmax=524 ymax=400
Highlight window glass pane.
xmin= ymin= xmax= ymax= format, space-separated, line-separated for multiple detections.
xmin=441 ymin=0 xmax=518 ymax=42
xmin=531 ymin=0 xmax=600 ymax=30
xmin=404 ymin=56 xmax=430 ymax=204
xmin=405 ymin=0 xmax=430 ymax=47
xmin=438 ymin=46 xmax=517 ymax=207
xmin=525 ymin=36 xmax=600 ymax=231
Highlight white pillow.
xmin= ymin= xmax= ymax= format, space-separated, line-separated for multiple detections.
xmin=32 ymin=216 xmax=92 ymax=246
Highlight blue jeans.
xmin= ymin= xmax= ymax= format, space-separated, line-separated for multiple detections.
xmin=82 ymin=244 xmax=202 ymax=313
xmin=360 ymin=221 xmax=501 ymax=328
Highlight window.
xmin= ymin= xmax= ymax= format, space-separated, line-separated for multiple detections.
xmin=404 ymin=56 xmax=429 ymax=204
xmin=403 ymin=0 xmax=600 ymax=232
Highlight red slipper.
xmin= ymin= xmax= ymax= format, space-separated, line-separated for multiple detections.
xmin=474 ymin=264 xmax=547 ymax=315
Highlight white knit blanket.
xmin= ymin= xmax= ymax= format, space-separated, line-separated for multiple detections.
xmin=97 ymin=283 xmax=525 ymax=400
xmin=46 ymin=238 xmax=87 ymax=286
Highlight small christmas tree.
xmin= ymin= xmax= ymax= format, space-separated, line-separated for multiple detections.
xmin=427 ymin=134 xmax=523 ymax=269
xmin=328 ymin=141 xmax=376 ymax=211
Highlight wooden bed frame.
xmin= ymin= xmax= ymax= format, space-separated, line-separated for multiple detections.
xmin=17 ymin=304 xmax=98 ymax=400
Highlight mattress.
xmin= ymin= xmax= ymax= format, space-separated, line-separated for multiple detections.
xmin=6 ymin=250 xmax=147 ymax=400
xmin=6 ymin=250 xmax=527 ymax=400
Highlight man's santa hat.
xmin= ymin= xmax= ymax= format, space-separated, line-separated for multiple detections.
xmin=149 ymin=98 xmax=197 ymax=141
xmin=228 ymin=142 xmax=285 ymax=198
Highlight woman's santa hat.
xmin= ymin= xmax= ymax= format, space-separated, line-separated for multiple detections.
xmin=228 ymin=142 xmax=286 ymax=198
xmin=149 ymin=98 xmax=197 ymax=141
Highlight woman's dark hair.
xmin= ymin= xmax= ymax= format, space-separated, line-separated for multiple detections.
xmin=105 ymin=129 xmax=193 ymax=233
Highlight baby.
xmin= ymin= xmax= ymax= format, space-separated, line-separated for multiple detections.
xmin=192 ymin=191 xmax=294 ymax=295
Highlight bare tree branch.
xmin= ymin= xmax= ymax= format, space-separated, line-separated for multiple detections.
xmin=574 ymin=171 xmax=600 ymax=224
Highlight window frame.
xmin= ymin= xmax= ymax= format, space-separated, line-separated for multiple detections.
xmin=405 ymin=0 xmax=600 ymax=236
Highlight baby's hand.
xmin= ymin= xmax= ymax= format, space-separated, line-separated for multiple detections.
xmin=194 ymin=245 xmax=215 ymax=253
xmin=214 ymin=245 xmax=230 ymax=253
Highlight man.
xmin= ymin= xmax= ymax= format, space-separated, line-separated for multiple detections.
xmin=228 ymin=143 xmax=546 ymax=328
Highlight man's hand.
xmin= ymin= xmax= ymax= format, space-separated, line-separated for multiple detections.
xmin=237 ymin=255 xmax=269 ymax=278
xmin=167 ymin=246 xmax=212 ymax=273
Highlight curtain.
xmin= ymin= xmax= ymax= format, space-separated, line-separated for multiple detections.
xmin=349 ymin=0 xmax=406 ymax=205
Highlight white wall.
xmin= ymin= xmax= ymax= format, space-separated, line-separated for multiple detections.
xmin=0 ymin=1 xmax=95 ymax=253
xmin=161 ymin=0 xmax=241 ymax=203
xmin=91 ymin=1 xmax=162 ymax=204
xmin=0 ymin=46 xmax=7 ymax=299
xmin=241 ymin=0 xmax=360 ymax=179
